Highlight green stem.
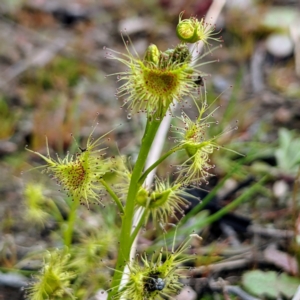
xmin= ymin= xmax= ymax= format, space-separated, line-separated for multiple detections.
xmin=130 ymin=208 xmax=149 ymax=245
xmin=100 ymin=179 xmax=124 ymax=214
xmin=63 ymin=197 xmax=80 ymax=247
xmin=138 ymin=145 xmax=184 ymax=186
xmin=108 ymin=118 xmax=162 ymax=299
xmin=197 ymin=176 xmax=266 ymax=227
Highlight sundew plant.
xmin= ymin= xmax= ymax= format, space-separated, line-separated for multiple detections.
xmin=26 ymin=13 xmax=226 ymax=300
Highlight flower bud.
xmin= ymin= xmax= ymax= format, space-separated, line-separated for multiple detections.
xmin=176 ymin=11 xmax=222 ymax=47
xmin=144 ymin=44 xmax=160 ymax=65
xmin=135 ymin=178 xmax=190 ymax=224
xmin=176 ymin=12 xmax=199 ymax=43
xmin=184 ymin=141 xmax=198 ymax=157
xmin=149 ymin=189 xmax=171 ymax=208
xmin=171 ymin=43 xmax=192 ymax=64
xmin=135 ymin=187 xmax=149 ymax=207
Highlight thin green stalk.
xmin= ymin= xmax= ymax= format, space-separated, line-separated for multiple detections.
xmin=138 ymin=144 xmax=184 ymax=186
xmin=100 ymin=179 xmax=124 ymax=214
xmin=196 ymin=176 xmax=266 ymax=228
xmin=63 ymin=197 xmax=80 ymax=247
xmin=108 ymin=118 xmax=162 ymax=300
xmin=130 ymin=208 xmax=149 ymax=245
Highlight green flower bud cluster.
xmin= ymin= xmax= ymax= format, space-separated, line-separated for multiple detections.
xmin=176 ymin=11 xmax=222 ymax=47
xmin=144 ymin=43 xmax=192 ymax=70
xmin=106 ymin=33 xmax=207 ymax=117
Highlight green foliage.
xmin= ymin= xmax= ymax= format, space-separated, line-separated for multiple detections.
xmin=262 ymin=7 xmax=299 ymax=31
xmin=242 ymin=270 xmax=300 ymax=299
xmin=275 ymin=128 xmax=300 ymax=174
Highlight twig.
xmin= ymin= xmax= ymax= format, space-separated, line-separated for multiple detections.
xmin=248 ymin=225 xmax=294 ymax=239
xmin=192 ymin=253 xmax=265 ymax=276
xmin=225 ymin=286 xmax=259 ymax=300
xmin=250 ymin=43 xmax=265 ymax=93
xmin=219 ymin=221 xmax=241 ymax=247
xmin=209 ymin=279 xmax=259 ymax=300
xmin=194 ymin=258 xmax=250 ymax=275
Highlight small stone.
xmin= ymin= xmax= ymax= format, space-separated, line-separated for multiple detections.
xmin=176 ymin=286 xmax=197 ymax=300
xmin=0 ymin=140 xmax=17 ymax=155
xmin=92 ymin=289 xmax=108 ymax=300
xmin=0 ymin=272 xmax=28 ymax=288
xmin=273 ymin=180 xmax=288 ymax=198
xmin=266 ymin=33 xmax=294 ymax=58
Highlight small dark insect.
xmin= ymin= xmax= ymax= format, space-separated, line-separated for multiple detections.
xmin=145 ymin=276 xmax=166 ymax=292
xmin=79 ymin=147 xmax=87 ymax=152
xmin=154 ymin=278 xmax=165 ymax=291
xmin=194 ymin=75 xmax=204 ymax=86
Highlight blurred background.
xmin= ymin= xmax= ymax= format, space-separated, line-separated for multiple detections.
xmin=1 ymin=0 xmax=300 ymax=299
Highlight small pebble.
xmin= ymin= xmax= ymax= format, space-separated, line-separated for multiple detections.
xmin=266 ymin=33 xmax=294 ymax=58
xmin=273 ymin=180 xmax=288 ymax=198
